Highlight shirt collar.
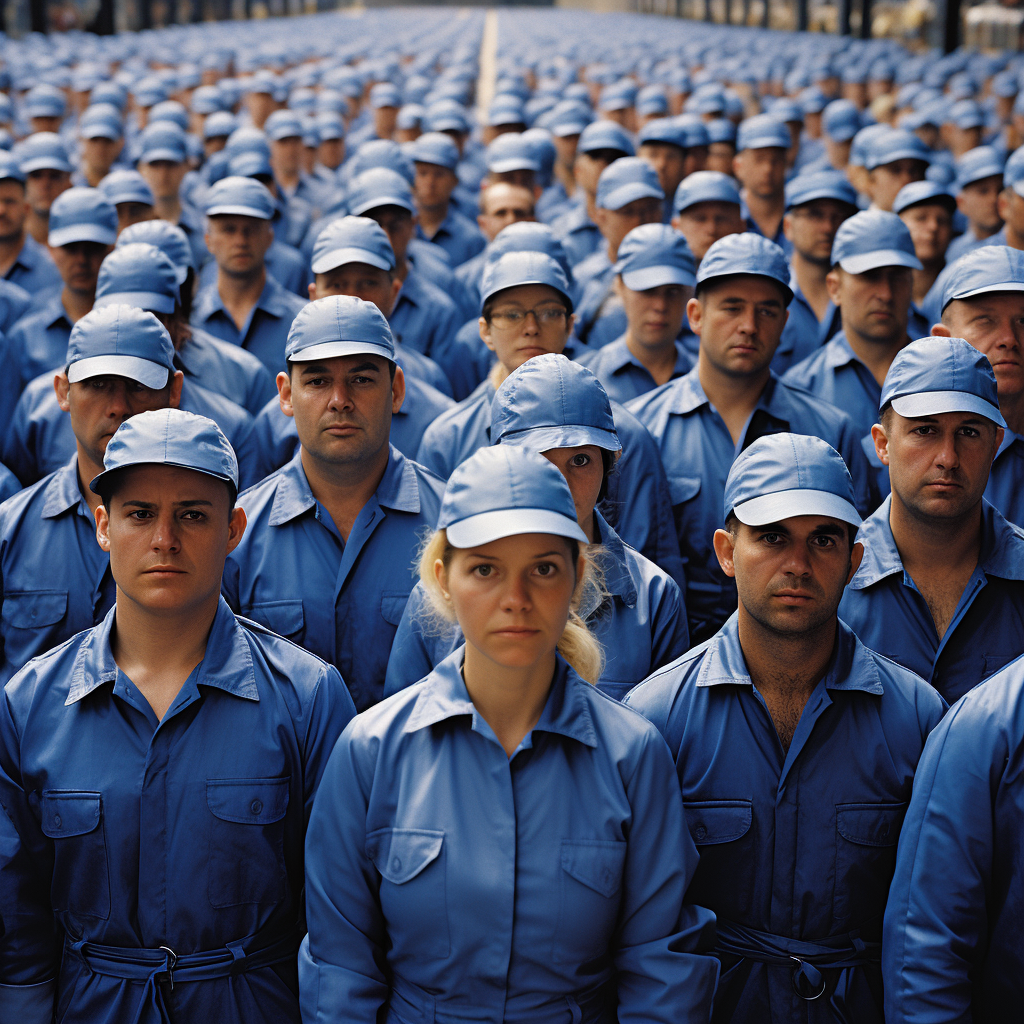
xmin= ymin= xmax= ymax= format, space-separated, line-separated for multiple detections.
xmin=15 ymin=234 xmax=43 ymax=271
xmin=41 ymin=456 xmax=88 ymax=518
xmin=41 ymin=290 xmax=72 ymax=330
xmin=589 ymin=511 xmax=637 ymax=608
xmin=194 ymin=275 xmax=291 ymax=323
xmin=819 ymin=331 xmax=865 ymax=371
xmin=394 ymin=266 xmax=428 ymax=310
xmin=66 ymin=597 xmax=259 ymax=706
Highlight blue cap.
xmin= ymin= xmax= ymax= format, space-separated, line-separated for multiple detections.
xmin=347 ymin=167 xmax=415 ymax=216
xmin=487 ymin=98 xmax=526 ymax=128
xmin=203 ymin=176 xmax=274 ymax=220
xmin=831 ymin=210 xmax=922 ymax=274
xmin=0 ymin=152 xmax=26 ymax=185
xmin=344 ymin=139 xmax=414 ymax=184
xmin=314 ymin=112 xmax=346 ymax=141
xmin=939 ymin=245 xmax=1024 ymax=311
xmin=892 ymin=180 xmax=956 ymax=215
xmin=117 ymin=219 xmax=193 ymax=284
xmin=484 ymin=222 xmax=575 ymax=284
xmin=312 ymin=215 xmax=395 ymax=275
xmin=614 ymin=223 xmax=695 ymax=290
xmin=410 ymin=132 xmax=459 ymax=170
xmin=264 ymin=110 xmax=303 ymax=142
xmin=481 ymin=250 xmax=574 ymax=313
xmin=492 ymin=353 xmax=621 ymax=454
xmin=149 ymin=101 xmax=188 ymax=132
xmin=849 ymin=123 xmax=891 ymax=168
xmin=203 ymin=111 xmax=238 ymax=141
xmin=91 ymin=408 xmax=238 ymax=495
xmin=370 ymin=82 xmax=402 ymax=109
xmin=637 ymin=117 xmax=685 ymax=150
xmin=486 ymin=133 xmax=541 ymax=174
xmin=285 ymin=295 xmax=395 ymax=364
xmin=99 ymin=168 xmax=154 ymax=208
xmin=95 ymin=244 xmax=179 ymax=315
xmin=696 ymin=233 xmax=793 ymax=304
xmin=595 ymin=157 xmax=664 ymax=211
xmin=396 ymin=104 xmax=424 ymax=132
xmin=225 ymin=126 xmax=271 ymax=160
xmin=705 ymin=118 xmax=737 ymax=146
xmin=437 ymin=445 xmax=587 ymax=548
xmin=548 ymin=100 xmax=592 ymax=138
xmin=673 ymin=170 xmax=741 ymax=214
xmin=79 ymin=106 xmax=123 ymax=141
xmin=799 ymin=86 xmax=830 ymax=116
xmin=955 ymin=145 xmax=1004 ymax=191
xmin=48 ymin=187 xmax=117 ymax=248
xmin=25 ymin=84 xmax=66 ymax=119
xmin=770 ymin=98 xmax=804 ymax=124
xmin=133 ymin=77 xmax=169 ymax=108
xmin=191 ymin=85 xmax=224 ymax=116
xmin=881 ymin=336 xmax=1005 ymax=426
xmin=637 ymin=86 xmax=669 ymax=118
xmin=424 ymin=100 xmax=470 ymax=134
xmin=228 ymin=150 xmax=274 ymax=180
xmin=785 ymin=169 xmax=859 ymax=211
xmin=736 ymin=114 xmax=791 ymax=152
xmin=947 ymin=99 xmax=986 ymax=130
xmin=724 ymin=432 xmax=861 ymax=528
xmin=139 ymin=123 xmax=187 ymax=164
xmin=864 ymin=128 xmax=931 ymax=171
xmin=577 ymin=119 xmax=634 ymax=157
xmin=17 ymin=132 xmax=72 ymax=174
xmin=66 ymin=305 xmax=175 ymax=391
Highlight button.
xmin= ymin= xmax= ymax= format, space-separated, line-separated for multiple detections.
xmin=879 ymin=824 xmax=889 ymax=838
xmin=250 ymin=799 xmax=263 ymax=815
xmin=694 ymin=824 xmax=707 ymax=840
xmin=53 ymin=814 xmax=62 ymax=828
xmin=391 ymin=857 xmax=402 ymax=872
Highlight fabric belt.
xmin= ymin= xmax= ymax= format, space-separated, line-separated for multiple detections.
xmin=65 ymin=926 xmax=299 ymax=1024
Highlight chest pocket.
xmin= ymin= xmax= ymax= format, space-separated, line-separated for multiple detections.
xmin=244 ymin=600 xmax=303 ymax=640
xmin=40 ymin=791 xmax=109 ymax=920
xmin=684 ymin=800 xmax=755 ymax=916
xmin=5 ymin=590 xmax=68 ymax=629
xmin=553 ymin=839 xmax=627 ymax=964
xmin=206 ymin=777 xmax=291 ymax=908
xmin=667 ymin=475 xmax=701 ymax=509
xmin=380 ymin=592 xmax=411 ymax=627
xmin=833 ymin=802 xmax=906 ymax=930
xmin=367 ymin=827 xmax=449 ymax=959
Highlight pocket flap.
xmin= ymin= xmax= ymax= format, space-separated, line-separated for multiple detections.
xmin=560 ymin=839 xmax=627 ymax=897
xmin=684 ymin=800 xmax=752 ymax=845
xmin=40 ymin=791 xmax=101 ymax=838
xmin=380 ymin=592 xmax=411 ymax=626
xmin=5 ymin=590 xmax=68 ymax=629
xmin=206 ymin=778 xmax=290 ymax=824
xmin=836 ymin=802 xmax=906 ymax=847
xmin=246 ymin=600 xmax=303 ymax=637
xmin=367 ymin=828 xmax=444 ymax=884
xmin=667 ymin=475 xmax=701 ymax=506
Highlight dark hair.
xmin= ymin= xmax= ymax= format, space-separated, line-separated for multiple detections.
xmin=597 ymin=448 xmax=617 ymax=503
xmin=96 ymin=469 xmax=237 ymax=516
xmin=179 ymin=266 xmax=196 ymax=322
xmin=288 ymin=356 xmax=397 ymax=381
xmin=724 ymin=509 xmax=858 ymax=548
xmin=481 ymin=286 xmax=573 ymax=323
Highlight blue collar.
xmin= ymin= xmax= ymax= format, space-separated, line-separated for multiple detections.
xmin=603 ymin=335 xmax=690 ymax=377
xmin=39 ymin=289 xmax=72 ymax=330
xmin=14 ymin=233 xmax=46 ymax=271
xmin=41 ymin=456 xmax=89 ymax=519
xmin=194 ymin=274 xmax=293 ymax=324
xmin=392 ymin=266 xmax=432 ymax=311
xmin=589 ymin=511 xmax=638 ymax=607
xmin=663 ymin=366 xmax=789 ymax=419
xmin=65 ymin=597 xmax=259 ymax=706
xmin=817 ymin=331 xmax=867 ymax=371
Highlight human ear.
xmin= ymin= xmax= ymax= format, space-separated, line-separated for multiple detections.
xmin=712 ymin=527 xmax=737 ymax=578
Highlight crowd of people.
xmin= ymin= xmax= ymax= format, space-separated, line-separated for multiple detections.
xmin=0 ymin=6 xmax=1021 ymax=1022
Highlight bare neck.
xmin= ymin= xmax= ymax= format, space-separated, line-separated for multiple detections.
xmin=299 ymin=443 xmax=390 ymax=542
xmin=912 ymin=262 xmax=943 ymax=306
xmin=889 ymin=491 xmax=983 ymax=578
xmin=26 ymin=210 xmax=48 ymax=245
xmin=742 ymin=190 xmax=783 ymax=238
xmin=417 ymin=201 xmax=449 ymax=237
xmin=61 ymin=286 xmax=94 ymax=323
xmin=697 ymin=353 xmax=769 ymax=444
xmin=739 ymin=607 xmax=837 ymax=698
xmin=0 ymin=230 xmax=25 ymax=279
xmin=624 ymin=330 xmax=678 ymax=384
xmin=791 ymin=251 xmax=831 ymax=321
xmin=217 ymin=265 xmax=266 ymax=331
xmin=74 ymin=448 xmax=104 ymax=517
xmin=153 ymin=197 xmax=182 ymax=223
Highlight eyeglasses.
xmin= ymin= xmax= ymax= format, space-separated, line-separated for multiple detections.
xmin=489 ymin=306 xmax=568 ymax=329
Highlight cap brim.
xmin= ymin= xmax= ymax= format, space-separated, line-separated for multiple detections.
xmin=446 ymin=507 xmax=589 ymax=548
xmin=732 ymin=489 xmax=862 ymax=528
xmin=890 ymin=390 xmax=1006 ymax=427
xmin=110 ymin=192 xmax=154 ymax=206
xmin=944 ymin=281 xmax=1024 ymax=307
xmin=601 ymin=182 xmax=664 ymax=210
xmin=311 ymin=245 xmax=392 ymax=275
xmin=488 ymin=158 xmax=541 ymax=174
xmin=350 ymin=194 xmax=415 ymax=216
xmin=67 ymin=354 xmax=171 ymax=390
xmin=676 ymin=190 xmax=740 ymax=212
xmin=740 ymin=139 xmax=790 ymax=152
xmin=90 ymin=459 xmax=233 ymax=495
xmin=786 ymin=188 xmax=857 ymax=211
xmin=81 ymin=127 xmax=122 ymax=140
xmin=48 ymin=224 xmax=117 ymax=247
xmin=94 ymin=291 xmax=176 ymax=314
xmin=870 ymin=150 xmax=930 ymax=169
xmin=21 ymin=157 xmax=72 ymax=174
xmin=620 ymin=265 xmax=696 ymax=290
xmin=957 ymin=168 xmax=1003 ymax=190
xmin=838 ymin=249 xmax=923 ymax=274
xmin=140 ymin=149 xmax=185 ymax=164
xmin=827 ymin=126 xmax=859 ymax=142
xmin=552 ymin=123 xmax=587 ymax=138
xmin=205 ymin=203 xmax=272 ymax=219
xmin=500 ymin=424 xmax=622 ymax=453
xmin=288 ymin=340 xmax=394 ymax=363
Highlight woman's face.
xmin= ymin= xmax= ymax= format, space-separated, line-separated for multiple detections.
xmin=438 ymin=533 xmax=580 ymax=673
xmin=541 ymin=445 xmax=604 ymax=540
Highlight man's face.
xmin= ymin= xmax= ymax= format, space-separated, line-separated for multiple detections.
xmin=490 ymin=168 xmax=536 ymax=191
xmin=682 ymin=146 xmax=708 ymax=179
xmin=573 ymin=150 xmax=617 ymax=196
xmin=867 ymin=159 xmax=928 ymax=212
xmin=673 ymin=200 xmax=744 ymax=263
xmin=477 ymin=183 xmax=535 ymax=241
xmin=827 ymin=265 xmax=912 ymax=347
xmin=824 ymin=137 xmax=852 ymax=171
xmin=638 ymin=141 xmax=686 ymax=201
xmin=957 ymin=175 xmax=1003 ymax=234
xmin=364 ymin=205 xmax=415 ymax=262
xmin=595 ymin=196 xmax=663 ymax=256
xmin=733 ymin=146 xmax=787 ymax=201
xmin=705 ymin=142 xmax=735 ymax=175
xmin=617 ymin=279 xmax=691 ymax=349
xmin=553 ymin=133 xmax=579 ymax=170
xmin=899 ymin=203 xmax=954 ymax=265
xmin=783 ymin=199 xmax=854 ymax=266
xmin=138 ymin=159 xmax=187 ymax=203
xmin=949 ymin=124 xmax=983 ymax=157
xmin=80 ymin=137 xmax=123 ymax=174
xmin=997 ymin=188 xmax=1024 ymax=239
xmin=204 ymin=136 xmax=228 ymax=158
xmin=270 ymin=136 xmax=303 ymax=177
xmin=317 ymin=138 xmax=345 ymax=171
xmin=279 ymin=354 xmax=402 ymax=470
xmin=373 ymin=106 xmax=398 ymax=140
xmin=115 ymin=202 xmax=156 ymax=235
xmin=688 ymin=275 xmax=788 ymax=378
xmin=939 ymin=294 xmax=1024 ymax=400
xmin=49 ymin=240 xmax=112 ymax=294
xmin=96 ymin=464 xmax=244 ymax=617
xmin=26 ymin=167 xmax=71 ymax=215
xmin=874 ymin=409 xmax=1002 ymax=523
xmin=0 ymin=179 xmax=28 ymax=241
xmin=205 ymin=215 xmax=273 ymax=277
xmin=311 ymin=262 xmax=401 ymax=317
xmin=246 ymin=92 xmax=276 ymax=129
xmin=479 ymin=283 xmax=573 ymax=373
xmin=714 ymin=515 xmax=862 ymax=637
xmin=413 ymin=162 xmax=458 ymax=209
xmin=30 ymin=116 xmax=62 ymax=135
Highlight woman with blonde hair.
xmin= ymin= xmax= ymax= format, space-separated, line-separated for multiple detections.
xmin=299 ymin=444 xmax=718 ymax=1024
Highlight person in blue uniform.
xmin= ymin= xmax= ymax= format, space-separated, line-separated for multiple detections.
xmin=416 ymin=249 xmax=686 ymax=589
xmin=191 ymin=175 xmax=307 ymax=375
xmin=894 ymin=181 xmax=957 ymax=318
xmin=670 ymin=170 xmax=745 ymax=269
xmin=223 ymin=296 xmax=444 ymax=711
xmin=299 ymin=444 xmax=719 ymax=1024
xmin=0 ymin=408 xmax=355 ymax=1024
xmin=0 ymin=152 xmax=61 ymax=295
xmin=945 ymin=145 xmax=1005 ymax=262
xmin=16 ymin=133 xmax=73 ymax=251
xmin=584 ymin=223 xmax=696 ymax=404
xmin=386 ymin=353 xmax=688 ymax=700
xmin=0 ymin=306 xmax=183 ymax=682
xmin=862 ymin=129 xmax=931 ymax=213
xmin=625 ymin=432 xmax=945 ymax=1024
xmin=627 ymin=232 xmax=872 ymax=644
xmin=839 ymin=336 xmax=1024 ymax=705
xmin=882 ymin=653 xmax=1024 ymax=1023
xmin=733 ymin=115 xmax=792 ymax=258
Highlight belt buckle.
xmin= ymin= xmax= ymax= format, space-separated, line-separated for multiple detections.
xmin=790 ymin=955 xmax=826 ymax=1001
xmin=156 ymin=946 xmax=178 ymax=991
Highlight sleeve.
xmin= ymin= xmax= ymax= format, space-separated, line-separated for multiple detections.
xmin=300 ymin=664 xmax=358 ymax=823
xmin=833 ymin=414 xmax=875 ymax=518
xmin=221 ymin=552 xmax=241 ymax=613
xmin=383 ymin=584 xmax=458 ymax=698
xmin=0 ymin=333 xmax=21 ymax=451
xmin=881 ymin=698 xmax=1001 ymax=1024
xmin=1 ymin=391 xmax=40 ymax=489
xmin=646 ymin=572 xmax=690 ymax=671
xmin=298 ymin=725 xmax=389 ymax=1024
xmin=242 ymin=360 xmax=278 ymax=416
xmin=415 ymin=417 xmax=457 ymax=480
xmin=0 ymin=466 xmax=20 ymax=505
xmin=614 ymin=728 xmax=718 ymax=1024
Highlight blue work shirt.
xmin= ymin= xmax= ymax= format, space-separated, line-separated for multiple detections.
xmin=582 ymin=335 xmax=693 ymax=405
xmin=223 ymin=446 xmax=444 ymax=711
xmin=552 ymin=201 xmax=603 ymax=267
xmin=299 ymin=650 xmax=719 ymax=1024
xmin=415 ymin=206 xmax=486 ymax=267
xmin=192 ymin=275 xmax=308 ymax=375
xmin=178 ymin=326 xmax=278 ymax=415
xmin=3 ymin=234 xmax=61 ymax=295
xmin=882 ymin=661 xmax=1024 ymax=1024
xmin=627 ymin=369 xmax=872 ymax=644
xmin=416 ymin=380 xmax=686 ymax=589
xmin=625 ymin=615 xmax=945 ymax=1024
xmin=384 ymin=511 xmax=689 ymax=702
xmin=741 ymin=202 xmax=793 ymax=259
xmin=0 ymin=598 xmax=355 ymax=1024
xmin=199 ymin=239 xmax=311 ymax=298
xmin=773 ymin=279 xmax=840 ymax=376
xmin=0 ymin=463 xmax=18 ymax=503
xmin=407 ymin=247 xmax=478 ymax=323
xmin=388 ymin=266 xmax=463 ymax=361
xmin=0 ymin=279 xmax=31 ymax=334
xmin=574 ymin=262 xmax=627 ymax=350
xmin=236 ymin=376 xmax=455 ymax=491
xmin=0 ymin=456 xmax=113 ymax=685
xmin=7 ymin=289 xmax=73 ymax=389
xmin=839 ymin=496 xmax=1024 ymax=705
